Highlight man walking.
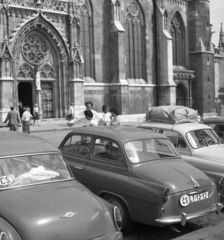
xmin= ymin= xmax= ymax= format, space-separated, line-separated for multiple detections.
xmin=4 ymin=106 xmax=21 ymax=131
xmin=21 ymin=107 xmax=33 ymax=134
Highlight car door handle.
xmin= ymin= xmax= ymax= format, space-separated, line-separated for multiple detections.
xmin=75 ymin=166 xmax=82 ymax=170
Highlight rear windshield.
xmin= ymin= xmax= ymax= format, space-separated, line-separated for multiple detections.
xmin=124 ymin=139 xmax=179 ymax=164
xmin=0 ymin=154 xmax=72 ymax=189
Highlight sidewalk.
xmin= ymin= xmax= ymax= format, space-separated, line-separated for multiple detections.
xmin=0 ymin=121 xmax=140 ymax=133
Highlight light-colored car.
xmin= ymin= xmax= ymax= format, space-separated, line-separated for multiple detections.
xmin=59 ymin=126 xmax=222 ymax=233
xmin=139 ymin=120 xmax=224 ymax=200
xmin=0 ymin=132 xmax=122 ymax=240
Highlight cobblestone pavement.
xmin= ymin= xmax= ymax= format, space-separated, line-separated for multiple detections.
xmin=2 ymin=123 xmax=224 ymax=240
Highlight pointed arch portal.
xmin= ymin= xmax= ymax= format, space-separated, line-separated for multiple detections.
xmin=10 ymin=11 xmax=70 ymax=118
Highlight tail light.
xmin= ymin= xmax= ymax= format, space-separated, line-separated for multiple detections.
xmin=163 ymin=188 xmax=169 ymax=203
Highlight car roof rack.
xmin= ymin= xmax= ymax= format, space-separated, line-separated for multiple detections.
xmin=147 ymin=118 xmax=198 ymax=125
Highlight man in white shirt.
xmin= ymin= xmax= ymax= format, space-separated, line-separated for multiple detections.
xmin=21 ymin=107 xmax=33 ymax=134
xmin=68 ymin=101 xmax=100 ymax=127
xmin=73 ymin=110 xmax=98 ymax=127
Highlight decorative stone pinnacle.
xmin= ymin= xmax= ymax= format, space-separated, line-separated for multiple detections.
xmin=36 ymin=0 xmax=42 ymax=8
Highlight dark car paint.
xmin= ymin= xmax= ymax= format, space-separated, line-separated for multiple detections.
xmin=139 ymin=123 xmax=224 ymax=193
xmin=0 ymin=181 xmax=107 ymax=240
xmin=59 ymin=126 xmax=220 ymax=226
xmin=0 ymin=132 xmax=122 ymax=240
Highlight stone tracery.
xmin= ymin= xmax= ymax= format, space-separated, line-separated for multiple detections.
xmin=22 ymin=33 xmax=49 ymax=65
xmin=17 ymin=62 xmax=34 ymax=79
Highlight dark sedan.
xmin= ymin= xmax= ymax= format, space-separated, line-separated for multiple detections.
xmin=0 ymin=132 xmax=122 ymax=240
xmin=59 ymin=126 xmax=222 ymax=233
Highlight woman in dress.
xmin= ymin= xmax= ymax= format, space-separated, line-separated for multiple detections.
xmin=33 ymin=103 xmax=41 ymax=126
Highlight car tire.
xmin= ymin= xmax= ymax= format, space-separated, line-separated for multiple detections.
xmin=104 ymin=195 xmax=134 ymax=234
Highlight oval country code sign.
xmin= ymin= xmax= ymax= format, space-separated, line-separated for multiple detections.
xmin=180 ymin=195 xmax=190 ymax=207
xmin=0 ymin=176 xmax=14 ymax=186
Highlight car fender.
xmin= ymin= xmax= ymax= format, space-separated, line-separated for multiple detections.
xmin=0 ymin=217 xmax=22 ymax=240
xmin=98 ymin=190 xmax=130 ymax=210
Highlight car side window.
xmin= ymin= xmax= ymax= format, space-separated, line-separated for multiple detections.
xmin=161 ymin=130 xmax=178 ymax=146
xmin=93 ymin=138 xmax=123 ymax=162
xmin=62 ymin=137 xmax=71 ymax=152
xmin=176 ymin=134 xmax=187 ymax=148
xmin=70 ymin=135 xmax=91 ymax=156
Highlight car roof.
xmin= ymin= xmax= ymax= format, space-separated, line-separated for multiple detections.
xmin=67 ymin=126 xmax=168 ymax=143
xmin=140 ymin=122 xmax=212 ymax=135
xmin=202 ymin=117 xmax=224 ymax=124
xmin=0 ymin=132 xmax=59 ymax=158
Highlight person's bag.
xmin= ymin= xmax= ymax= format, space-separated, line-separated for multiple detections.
xmin=17 ymin=122 xmax=22 ymax=127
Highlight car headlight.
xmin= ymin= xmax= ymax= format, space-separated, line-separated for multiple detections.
xmin=219 ymin=177 xmax=224 ymax=196
xmin=0 ymin=232 xmax=9 ymax=240
xmin=113 ymin=206 xmax=122 ymax=231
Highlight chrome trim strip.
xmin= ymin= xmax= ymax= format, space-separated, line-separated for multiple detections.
xmin=155 ymin=203 xmax=223 ymax=225
xmin=0 ymin=152 xmax=61 ymax=159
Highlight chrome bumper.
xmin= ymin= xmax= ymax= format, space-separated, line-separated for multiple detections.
xmin=155 ymin=203 xmax=223 ymax=226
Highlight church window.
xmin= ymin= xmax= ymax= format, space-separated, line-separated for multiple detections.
xmin=78 ymin=0 xmax=93 ymax=79
xmin=164 ymin=10 xmax=168 ymax=30
xmin=170 ymin=12 xmax=186 ymax=67
xmin=125 ymin=0 xmax=145 ymax=80
xmin=114 ymin=0 xmax=121 ymax=21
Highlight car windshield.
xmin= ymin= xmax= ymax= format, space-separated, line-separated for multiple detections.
xmin=0 ymin=154 xmax=72 ymax=189
xmin=186 ymin=129 xmax=221 ymax=149
xmin=124 ymin=139 xmax=179 ymax=164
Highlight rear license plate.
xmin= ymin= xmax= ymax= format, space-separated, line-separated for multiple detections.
xmin=180 ymin=192 xmax=209 ymax=207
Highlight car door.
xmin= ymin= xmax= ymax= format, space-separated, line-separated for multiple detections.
xmin=83 ymin=137 xmax=130 ymax=197
xmin=158 ymin=130 xmax=193 ymax=163
xmin=60 ymin=134 xmax=91 ymax=182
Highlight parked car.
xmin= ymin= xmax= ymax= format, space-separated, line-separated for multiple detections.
xmin=139 ymin=119 xmax=224 ymax=199
xmin=202 ymin=117 xmax=224 ymax=140
xmin=0 ymin=132 xmax=122 ymax=240
xmin=59 ymin=126 xmax=222 ymax=233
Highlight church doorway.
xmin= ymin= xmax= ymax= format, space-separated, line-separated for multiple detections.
xmin=176 ymin=83 xmax=187 ymax=106
xmin=18 ymin=82 xmax=33 ymax=113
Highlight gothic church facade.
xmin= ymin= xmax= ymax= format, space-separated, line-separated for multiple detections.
xmin=0 ymin=0 xmax=214 ymax=120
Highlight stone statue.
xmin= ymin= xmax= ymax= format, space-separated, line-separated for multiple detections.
xmin=36 ymin=71 xmax=41 ymax=90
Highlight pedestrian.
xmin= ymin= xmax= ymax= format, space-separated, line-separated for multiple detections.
xmin=110 ymin=108 xmax=121 ymax=126
xmin=68 ymin=101 xmax=100 ymax=126
xmin=33 ymin=103 xmax=41 ymax=126
xmin=4 ymin=106 xmax=21 ymax=131
xmin=98 ymin=104 xmax=111 ymax=126
xmin=76 ymin=110 xmax=98 ymax=127
xmin=21 ymin=107 xmax=33 ymax=134
xmin=66 ymin=103 xmax=74 ymax=122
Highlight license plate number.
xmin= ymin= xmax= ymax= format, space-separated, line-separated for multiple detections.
xmin=180 ymin=192 xmax=209 ymax=207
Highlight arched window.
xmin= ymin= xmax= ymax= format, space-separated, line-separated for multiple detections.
xmin=78 ymin=0 xmax=93 ymax=79
xmin=164 ymin=10 xmax=168 ymax=30
xmin=125 ymin=0 xmax=145 ymax=80
xmin=170 ymin=12 xmax=186 ymax=67
xmin=114 ymin=0 xmax=121 ymax=21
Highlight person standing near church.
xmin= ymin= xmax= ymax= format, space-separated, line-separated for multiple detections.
xmin=33 ymin=103 xmax=41 ymax=126
xmin=22 ymin=107 xmax=33 ymax=134
xmin=4 ymin=106 xmax=21 ymax=131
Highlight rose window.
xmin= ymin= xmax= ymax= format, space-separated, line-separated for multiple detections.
xmin=22 ymin=34 xmax=49 ymax=65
